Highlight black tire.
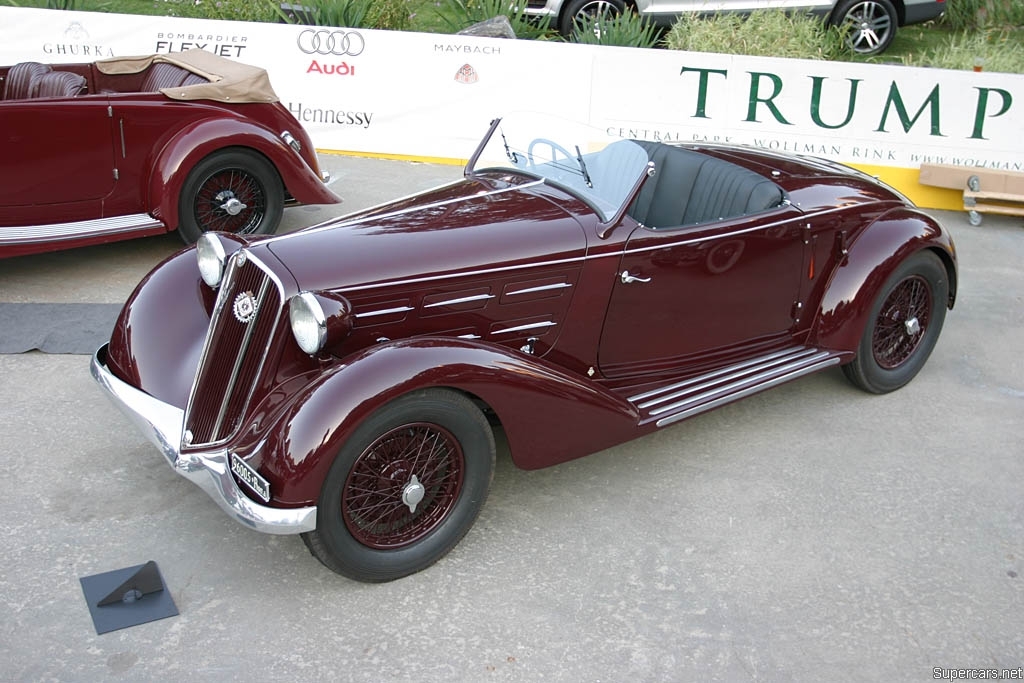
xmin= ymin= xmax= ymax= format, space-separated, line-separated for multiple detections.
xmin=832 ymin=0 xmax=898 ymax=55
xmin=302 ymin=389 xmax=496 ymax=582
xmin=176 ymin=148 xmax=284 ymax=244
xmin=842 ymin=251 xmax=948 ymax=394
xmin=559 ymin=0 xmax=626 ymax=38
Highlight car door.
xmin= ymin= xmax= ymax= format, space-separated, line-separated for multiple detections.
xmin=598 ymin=209 xmax=807 ymax=378
xmin=0 ymin=96 xmax=116 ymax=223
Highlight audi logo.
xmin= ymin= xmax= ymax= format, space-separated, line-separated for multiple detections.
xmin=297 ymin=29 xmax=365 ymax=56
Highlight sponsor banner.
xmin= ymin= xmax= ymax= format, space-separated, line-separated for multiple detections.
xmin=1 ymin=6 xmax=1021 ymax=209
xmin=590 ymin=45 xmax=1020 ymax=173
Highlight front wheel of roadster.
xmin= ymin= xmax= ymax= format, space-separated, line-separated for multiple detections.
xmin=842 ymin=251 xmax=948 ymax=394
xmin=302 ymin=389 xmax=496 ymax=582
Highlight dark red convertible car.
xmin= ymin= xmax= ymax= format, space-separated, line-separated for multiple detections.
xmin=0 ymin=49 xmax=339 ymax=259
xmin=92 ymin=114 xmax=957 ymax=582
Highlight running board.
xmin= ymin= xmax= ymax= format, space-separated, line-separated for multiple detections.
xmin=629 ymin=346 xmax=843 ymax=428
xmin=0 ymin=213 xmax=165 ymax=245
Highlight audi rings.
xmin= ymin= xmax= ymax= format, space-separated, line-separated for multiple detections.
xmin=297 ymin=29 xmax=365 ymax=56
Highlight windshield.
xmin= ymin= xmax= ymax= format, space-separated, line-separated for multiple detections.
xmin=467 ymin=114 xmax=651 ymax=222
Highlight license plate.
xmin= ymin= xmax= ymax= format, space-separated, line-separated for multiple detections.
xmin=231 ymin=454 xmax=270 ymax=502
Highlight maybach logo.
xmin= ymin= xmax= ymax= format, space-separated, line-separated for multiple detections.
xmin=297 ymin=29 xmax=365 ymax=56
xmin=455 ymin=64 xmax=478 ymax=85
xmin=434 ymin=43 xmax=501 ymax=55
xmin=154 ymin=32 xmax=249 ymax=57
xmin=43 ymin=22 xmax=114 ymax=57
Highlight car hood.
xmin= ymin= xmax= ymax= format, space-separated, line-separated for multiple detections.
xmin=265 ymin=174 xmax=589 ymax=294
xmin=690 ymin=144 xmax=911 ymax=211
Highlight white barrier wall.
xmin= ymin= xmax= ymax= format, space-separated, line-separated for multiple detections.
xmin=2 ymin=6 xmax=1021 ymax=210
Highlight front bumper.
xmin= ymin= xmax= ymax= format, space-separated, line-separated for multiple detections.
xmin=90 ymin=344 xmax=316 ymax=535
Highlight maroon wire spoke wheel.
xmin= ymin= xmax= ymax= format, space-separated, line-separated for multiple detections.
xmin=871 ymin=274 xmax=932 ymax=370
xmin=194 ymin=168 xmax=267 ymax=234
xmin=341 ymin=422 xmax=465 ymax=549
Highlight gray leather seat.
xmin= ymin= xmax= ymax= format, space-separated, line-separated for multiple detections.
xmin=630 ymin=141 xmax=783 ymax=228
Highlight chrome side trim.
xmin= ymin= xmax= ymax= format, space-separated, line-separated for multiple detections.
xmin=649 ymin=350 xmax=833 ymax=417
xmin=423 ymin=293 xmax=495 ymax=308
xmin=654 ymin=356 xmax=841 ymax=428
xmin=91 ymin=345 xmax=315 ymax=535
xmin=0 ymin=213 xmax=164 ymax=243
xmin=631 ymin=346 xmax=816 ymax=406
xmin=504 ymin=282 xmax=573 ymax=296
xmin=357 ymin=305 xmax=415 ymax=318
xmin=492 ymin=320 xmax=557 ymax=335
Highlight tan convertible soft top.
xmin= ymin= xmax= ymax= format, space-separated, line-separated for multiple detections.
xmin=96 ymin=48 xmax=278 ymax=103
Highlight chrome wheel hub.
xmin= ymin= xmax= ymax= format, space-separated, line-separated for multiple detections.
xmin=215 ymin=190 xmax=248 ymax=216
xmin=904 ymin=316 xmax=921 ymax=336
xmin=402 ymin=474 xmax=425 ymax=514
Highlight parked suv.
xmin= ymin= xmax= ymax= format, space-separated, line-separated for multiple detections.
xmin=525 ymin=0 xmax=946 ymax=55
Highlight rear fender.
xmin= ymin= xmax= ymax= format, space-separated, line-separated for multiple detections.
xmin=812 ymin=207 xmax=957 ymax=354
xmin=148 ymin=117 xmax=340 ymax=230
xmin=256 ymin=338 xmax=640 ymax=506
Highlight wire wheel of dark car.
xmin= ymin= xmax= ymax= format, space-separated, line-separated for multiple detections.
xmin=833 ymin=0 xmax=897 ymax=55
xmin=177 ymin=148 xmax=284 ymax=244
xmin=302 ymin=389 xmax=496 ymax=582
xmin=560 ymin=0 xmax=626 ymax=37
xmin=842 ymin=251 xmax=948 ymax=394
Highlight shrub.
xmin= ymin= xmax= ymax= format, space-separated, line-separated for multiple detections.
xmin=568 ymin=9 xmax=662 ymax=49
xmin=163 ymin=0 xmax=278 ymax=22
xmin=899 ymin=27 xmax=1024 ymax=72
xmin=663 ymin=10 xmax=847 ymax=60
xmin=436 ymin=0 xmax=554 ymax=40
xmin=941 ymin=0 xmax=1024 ymax=31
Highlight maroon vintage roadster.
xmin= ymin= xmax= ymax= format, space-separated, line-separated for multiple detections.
xmin=92 ymin=114 xmax=957 ymax=582
xmin=0 ymin=49 xmax=339 ymax=259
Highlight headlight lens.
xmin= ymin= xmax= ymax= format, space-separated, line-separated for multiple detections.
xmin=289 ymin=291 xmax=327 ymax=355
xmin=196 ymin=234 xmax=227 ymax=288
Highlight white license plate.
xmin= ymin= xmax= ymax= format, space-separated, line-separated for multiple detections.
xmin=231 ymin=454 xmax=271 ymax=502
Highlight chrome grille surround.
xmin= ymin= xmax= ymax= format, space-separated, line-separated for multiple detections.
xmin=183 ymin=248 xmax=285 ymax=449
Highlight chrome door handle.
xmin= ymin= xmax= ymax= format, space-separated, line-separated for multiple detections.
xmin=620 ymin=270 xmax=651 ymax=284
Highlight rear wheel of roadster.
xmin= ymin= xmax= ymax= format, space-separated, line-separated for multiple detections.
xmin=177 ymin=148 xmax=284 ymax=244
xmin=842 ymin=251 xmax=948 ymax=394
xmin=302 ymin=389 xmax=496 ymax=582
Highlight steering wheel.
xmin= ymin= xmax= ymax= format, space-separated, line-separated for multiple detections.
xmin=527 ymin=138 xmax=574 ymax=167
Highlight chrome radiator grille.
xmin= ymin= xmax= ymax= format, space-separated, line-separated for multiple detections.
xmin=184 ymin=251 xmax=283 ymax=448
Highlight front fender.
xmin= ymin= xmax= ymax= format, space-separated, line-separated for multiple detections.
xmin=105 ymin=246 xmax=212 ymax=408
xmin=254 ymin=338 xmax=640 ymax=507
xmin=812 ymin=207 xmax=957 ymax=354
xmin=148 ymin=117 xmax=340 ymax=230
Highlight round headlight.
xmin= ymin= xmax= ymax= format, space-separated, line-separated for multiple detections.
xmin=196 ymin=234 xmax=227 ymax=288
xmin=289 ymin=291 xmax=327 ymax=355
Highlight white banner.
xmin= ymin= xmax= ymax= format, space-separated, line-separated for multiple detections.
xmin=2 ymin=6 xmax=1020 ymax=209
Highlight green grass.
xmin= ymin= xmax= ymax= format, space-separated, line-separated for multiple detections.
xmin=4 ymin=0 xmax=1023 ymax=73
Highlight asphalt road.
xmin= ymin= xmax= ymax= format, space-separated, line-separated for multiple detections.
xmin=1 ymin=155 xmax=1021 ymax=682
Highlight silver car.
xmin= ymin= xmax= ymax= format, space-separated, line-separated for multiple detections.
xmin=524 ymin=0 xmax=946 ymax=54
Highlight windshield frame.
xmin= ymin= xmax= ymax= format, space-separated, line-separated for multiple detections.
xmin=465 ymin=115 xmax=653 ymax=224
